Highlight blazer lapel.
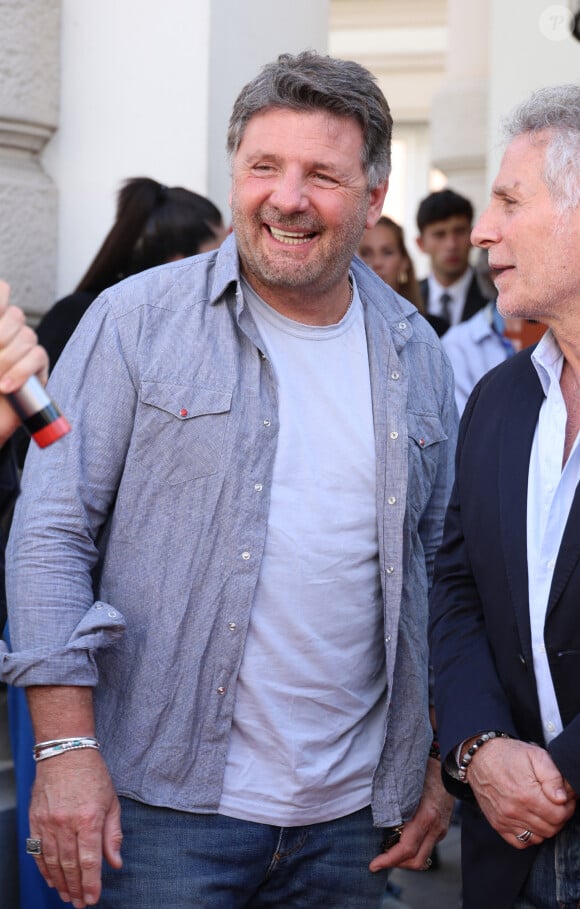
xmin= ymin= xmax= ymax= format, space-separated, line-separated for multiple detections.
xmin=547 ymin=483 xmax=580 ymax=613
xmin=499 ymin=356 xmax=544 ymax=658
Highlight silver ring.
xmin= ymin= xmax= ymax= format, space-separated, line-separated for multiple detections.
xmin=424 ymin=857 xmax=433 ymax=870
xmin=25 ymin=837 xmax=42 ymax=856
xmin=516 ymin=829 xmax=533 ymax=844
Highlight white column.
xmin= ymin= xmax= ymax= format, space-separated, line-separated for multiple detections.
xmin=0 ymin=0 xmax=60 ymax=315
xmin=42 ymin=0 xmax=214 ymax=300
xmin=429 ymin=0 xmax=490 ymax=215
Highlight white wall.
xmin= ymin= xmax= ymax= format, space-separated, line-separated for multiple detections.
xmin=208 ymin=0 xmax=330 ymax=223
xmin=42 ymin=0 xmax=213 ymax=298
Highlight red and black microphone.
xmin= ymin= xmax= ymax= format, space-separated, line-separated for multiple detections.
xmin=7 ymin=376 xmax=71 ymax=447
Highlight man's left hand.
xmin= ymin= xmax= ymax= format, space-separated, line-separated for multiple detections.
xmin=369 ymin=757 xmax=454 ymax=872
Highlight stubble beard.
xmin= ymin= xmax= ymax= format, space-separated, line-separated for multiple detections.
xmin=231 ymin=198 xmax=370 ymax=296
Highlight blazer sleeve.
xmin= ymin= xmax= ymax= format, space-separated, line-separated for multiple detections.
xmin=429 ymin=382 xmax=520 ymax=798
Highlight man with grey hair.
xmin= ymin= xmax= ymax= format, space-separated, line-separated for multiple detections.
xmin=430 ymin=83 xmax=580 ymax=909
xmin=4 ymin=51 xmax=456 ymax=908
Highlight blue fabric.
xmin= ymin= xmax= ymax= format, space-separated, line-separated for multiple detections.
xmin=100 ymin=798 xmax=389 ymax=908
xmin=7 ymin=669 xmax=65 ymax=907
xmin=4 ymin=237 xmax=458 ymax=829
xmin=513 ymin=813 xmax=580 ymax=908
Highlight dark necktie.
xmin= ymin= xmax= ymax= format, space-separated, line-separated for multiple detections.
xmin=439 ymin=292 xmax=452 ymax=324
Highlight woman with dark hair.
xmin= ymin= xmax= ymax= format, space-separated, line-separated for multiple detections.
xmin=37 ymin=177 xmax=226 ymax=368
xmin=358 ymin=216 xmax=447 ymax=336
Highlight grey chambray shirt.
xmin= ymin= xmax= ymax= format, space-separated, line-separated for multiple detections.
xmin=2 ymin=233 xmax=458 ymax=828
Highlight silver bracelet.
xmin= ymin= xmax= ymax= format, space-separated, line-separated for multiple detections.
xmin=33 ymin=737 xmax=100 ymax=763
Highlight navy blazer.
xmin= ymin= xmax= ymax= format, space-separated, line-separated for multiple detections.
xmin=430 ymin=347 xmax=580 ymax=909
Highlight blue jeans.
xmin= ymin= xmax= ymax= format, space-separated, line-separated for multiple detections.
xmin=513 ymin=811 xmax=580 ymax=909
xmin=100 ymin=798 xmax=390 ymax=908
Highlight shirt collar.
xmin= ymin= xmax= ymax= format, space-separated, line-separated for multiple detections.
xmin=531 ymin=328 xmax=563 ymax=397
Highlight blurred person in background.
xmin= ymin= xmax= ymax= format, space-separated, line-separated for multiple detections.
xmin=358 ymin=215 xmax=447 ymax=336
xmin=416 ymin=188 xmax=490 ymax=334
xmin=37 ymin=177 xmax=226 ymax=369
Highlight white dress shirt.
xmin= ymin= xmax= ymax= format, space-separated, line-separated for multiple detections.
xmin=426 ymin=268 xmax=475 ymax=326
xmin=528 ymin=330 xmax=580 ymax=744
xmin=442 ymin=303 xmax=513 ymax=414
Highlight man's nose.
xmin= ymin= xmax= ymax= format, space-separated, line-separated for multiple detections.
xmin=471 ymin=207 xmax=498 ymax=248
xmin=269 ymin=170 xmax=309 ymax=212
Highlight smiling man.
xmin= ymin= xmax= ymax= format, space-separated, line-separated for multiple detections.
xmin=3 ymin=52 xmax=457 ymax=909
xmin=430 ymin=84 xmax=580 ymax=909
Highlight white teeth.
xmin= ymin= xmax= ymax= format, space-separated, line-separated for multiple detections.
xmin=269 ymin=226 xmax=312 ymax=245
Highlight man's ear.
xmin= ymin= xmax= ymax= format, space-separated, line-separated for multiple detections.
xmin=416 ymin=234 xmax=426 ymax=254
xmin=365 ymin=179 xmax=389 ymax=229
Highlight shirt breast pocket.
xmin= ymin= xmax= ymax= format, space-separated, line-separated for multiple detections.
xmin=407 ymin=412 xmax=448 ymax=516
xmin=131 ymin=381 xmax=233 ymax=484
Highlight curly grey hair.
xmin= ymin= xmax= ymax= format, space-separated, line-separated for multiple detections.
xmin=502 ymin=84 xmax=580 ymax=212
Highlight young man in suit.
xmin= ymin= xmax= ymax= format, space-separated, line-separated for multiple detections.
xmin=430 ymin=84 xmax=580 ymax=909
xmin=416 ymin=188 xmax=489 ymax=333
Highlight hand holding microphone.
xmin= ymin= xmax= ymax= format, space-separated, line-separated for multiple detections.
xmin=0 ymin=280 xmax=70 ymax=448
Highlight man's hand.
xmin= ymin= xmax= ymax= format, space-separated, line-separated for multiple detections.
xmin=369 ymin=757 xmax=454 ymax=872
xmin=0 ymin=280 xmax=49 ymax=445
xmin=464 ymin=737 xmax=576 ymax=848
xmin=29 ymin=749 xmax=122 ymax=908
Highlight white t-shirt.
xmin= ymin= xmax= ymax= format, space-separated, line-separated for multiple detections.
xmin=218 ymin=278 xmax=387 ymax=826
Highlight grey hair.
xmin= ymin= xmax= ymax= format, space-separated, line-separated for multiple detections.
xmin=502 ymin=83 xmax=580 ymax=212
xmin=227 ymin=50 xmax=392 ymax=190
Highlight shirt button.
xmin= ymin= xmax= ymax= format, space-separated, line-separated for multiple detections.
xmin=398 ymin=322 xmax=407 ymax=330
xmin=228 ymin=622 xmax=237 ymax=631
xmin=385 ymin=634 xmax=391 ymax=643
xmin=386 ymin=566 xmax=395 ymax=575
xmin=547 ymin=559 xmax=555 ymax=570
xmin=263 ymin=420 xmax=271 ymax=427
xmin=391 ymin=371 xmax=400 ymax=381
xmin=108 ymin=611 xmax=117 ymax=618
xmin=388 ymin=496 xmax=396 ymax=505
xmin=241 ymin=551 xmax=251 ymax=560
xmin=217 ymin=687 xmax=226 ymax=696
xmin=390 ymin=431 xmax=399 ymax=440
xmin=546 ymin=721 xmax=555 ymax=732
xmin=254 ymin=483 xmax=263 ymax=491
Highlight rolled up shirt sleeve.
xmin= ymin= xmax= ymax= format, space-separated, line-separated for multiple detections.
xmin=1 ymin=601 xmax=126 ymax=686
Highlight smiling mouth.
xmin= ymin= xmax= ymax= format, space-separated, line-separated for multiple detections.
xmin=268 ymin=225 xmax=317 ymax=245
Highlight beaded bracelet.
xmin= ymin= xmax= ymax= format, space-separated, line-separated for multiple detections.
xmin=33 ymin=737 xmax=101 ymax=763
xmin=457 ymin=731 xmax=510 ymax=782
